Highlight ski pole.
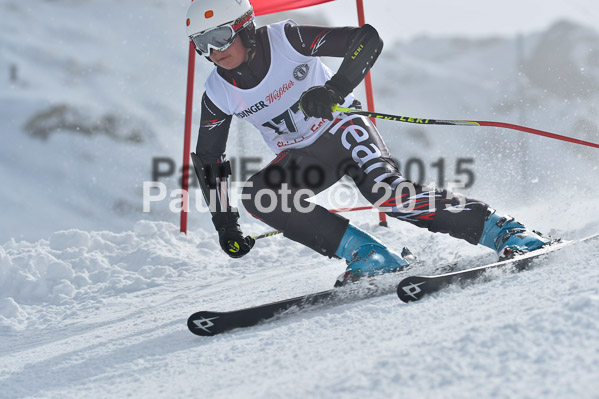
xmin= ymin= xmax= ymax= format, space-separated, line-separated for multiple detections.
xmin=252 ymin=230 xmax=283 ymax=240
xmin=332 ymin=105 xmax=599 ymax=150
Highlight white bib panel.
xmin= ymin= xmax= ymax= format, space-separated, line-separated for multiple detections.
xmin=205 ymin=20 xmax=355 ymax=154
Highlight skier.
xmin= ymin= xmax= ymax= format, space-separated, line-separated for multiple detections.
xmin=186 ymin=0 xmax=551 ymax=284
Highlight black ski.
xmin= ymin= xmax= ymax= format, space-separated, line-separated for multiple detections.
xmin=187 ymin=259 xmax=458 ymax=336
xmin=187 ymin=289 xmax=338 ymax=336
xmin=397 ymin=233 xmax=598 ymax=303
xmin=187 ymin=274 xmax=413 ymax=336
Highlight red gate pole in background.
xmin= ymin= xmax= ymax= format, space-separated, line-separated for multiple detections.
xmin=356 ymin=0 xmax=388 ymax=227
xmin=180 ymin=41 xmax=196 ymax=234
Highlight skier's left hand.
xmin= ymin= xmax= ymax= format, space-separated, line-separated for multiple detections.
xmin=299 ymin=84 xmax=344 ymax=121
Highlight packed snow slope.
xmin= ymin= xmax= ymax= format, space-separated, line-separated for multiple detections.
xmin=2 ymin=0 xmax=599 ymax=398
xmin=1 ymin=213 xmax=599 ymax=399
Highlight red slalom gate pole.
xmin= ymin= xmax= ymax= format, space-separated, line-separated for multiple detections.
xmin=180 ymin=41 xmax=196 ymax=234
xmin=356 ymin=0 xmax=376 ymax=127
xmin=356 ymin=0 xmax=387 ymax=227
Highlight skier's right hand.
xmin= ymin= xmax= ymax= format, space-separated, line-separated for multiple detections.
xmin=217 ymin=222 xmax=255 ymax=259
xmin=212 ymin=212 xmax=255 ymax=258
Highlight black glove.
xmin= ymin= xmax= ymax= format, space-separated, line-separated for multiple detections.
xmin=299 ymin=83 xmax=345 ymax=121
xmin=213 ymin=212 xmax=255 ymax=259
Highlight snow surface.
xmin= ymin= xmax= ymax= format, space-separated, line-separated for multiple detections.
xmin=1 ymin=215 xmax=599 ymax=398
xmin=2 ymin=0 xmax=599 ymax=398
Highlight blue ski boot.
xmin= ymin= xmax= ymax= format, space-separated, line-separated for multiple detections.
xmin=334 ymin=224 xmax=413 ymax=287
xmin=479 ymin=209 xmax=552 ymax=260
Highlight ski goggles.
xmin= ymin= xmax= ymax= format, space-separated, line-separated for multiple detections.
xmin=190 ymin=12 xmax=254 ymax=54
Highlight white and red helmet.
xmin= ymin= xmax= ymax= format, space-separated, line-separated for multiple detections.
xmin=186 ymin=0 xmax=256 ymax=55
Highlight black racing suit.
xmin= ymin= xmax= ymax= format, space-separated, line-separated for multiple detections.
xmin=195 ymin=24 xmax=489 ymax=257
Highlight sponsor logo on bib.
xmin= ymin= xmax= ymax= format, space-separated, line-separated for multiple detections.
xmin=293 ymin=64 xmax=309 ymax=81
xmin=266 ymin=80 xmax=295 ymax=104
